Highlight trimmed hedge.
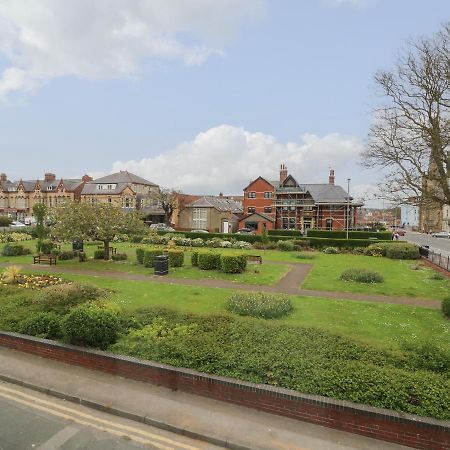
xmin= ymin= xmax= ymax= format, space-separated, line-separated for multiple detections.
xmin=1 ymin=243 xmax=31 ymax=256
xmin=168 ymin=250 xmax=184 ymax=267
xmin=191 ymin=251 xmax=199 ymax=267
xmin=305 ymin=237 xmax=393 ymax=249
xmin=112 ymin=253 xmax=128 ymax=261
xmin=268 ymin=229 xmax=302 ymax=237
xmin=220 ymin=255 xmax=247 ymax=273
xmin=58 ymin=250 xmax=76 ymax=260
xmin=365 ymin=242 xmax=419 ymax=259
xmin=277 ymin=240 xmax=295 ymax=251
xmin=136 ymin=248 xmax=145 ymax=264
xmin=307 ymin=230 xmax=392 ymax=240
xmin=143 ymin=249 xmax=164 ymax=268
xmin=340 ymin=268 xmax=384 ymax=283
xmin=157 ymin=230 xmax=293 ymax=243
xmin=198 ymin=253 xmax=221 ymax=270
xmin=19 ymin=312 xmax=62 ymax=340
xmin=94 ymin=249 xmax=105 ymax=260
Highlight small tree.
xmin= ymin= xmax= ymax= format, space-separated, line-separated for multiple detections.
xmin=261 ymin=227 xmax=269 ymax=252
xmin=52 ymin=202 xmax=147 ymax=260
xmin=0 ymin=216 xmax=12 ymax=227
xmin=33 ymin=203 xmax=47 ymax=253
xmin=149 ymin=188 xmax=179 ymax=226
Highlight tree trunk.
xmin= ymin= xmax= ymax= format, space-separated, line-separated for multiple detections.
xmin=164 ymin=211 xmax=170 ymax=226
xmin=103 ymin=240 xmax=110 ymax=260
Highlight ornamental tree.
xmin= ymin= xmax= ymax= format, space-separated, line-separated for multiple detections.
xmin=51 ymin=202 xmax=147 ymax=260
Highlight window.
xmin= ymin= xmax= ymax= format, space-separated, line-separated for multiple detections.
xmin=304 ymin=205 xmax=313 ymax=211
xmin=122 ymin=197 xmax=133 ymax=208
xmin=264 ymin=192 xmax=272 ymax=199
xmin=247 ymin=192 xmax=256 ymax=199
xmin=264 ymin=207 xmax=272 ymax=213
xmin=193 ymin=208 xmax=207 ymax=228
xmin=108 ymin=197 xmax=112 ymax=204
xmin=289 ymin=217 xmax=296 ymax=228
xmin=326 ymin=218 xmax=333 ymax=231
xmin=282 ymin=217 xmax=289 ymax=229
xmin=248 ymin=207 xmax=256 ymax=214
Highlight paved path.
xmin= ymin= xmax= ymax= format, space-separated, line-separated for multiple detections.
xmin=2 ymin=262 xmax=441 ymax=309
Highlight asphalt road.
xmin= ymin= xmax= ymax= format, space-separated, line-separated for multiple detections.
xmin=401 ymin=231 xmax=450 ymax=258
xmin=0 ymin=382 xmax=222 ymax=450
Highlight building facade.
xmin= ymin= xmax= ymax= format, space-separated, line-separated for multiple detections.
xmin=240 ymin=165 xmax=362 ymax=234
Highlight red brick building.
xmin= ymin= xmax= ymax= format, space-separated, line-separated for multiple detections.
xmin=240 ymin=165 xmax=362 ymax=234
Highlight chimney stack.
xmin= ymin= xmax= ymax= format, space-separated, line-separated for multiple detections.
xmin=328 ymin=169 xmax=335 ymax=185
xmin=280 ymin=164 xmax=288 ymax=184
xmin=44 ymin=173 xmax=56 ymax=182
xmin=82 ymin=174 xmax=93 ymax=183
xmin=0 ymin=173 xmax=7 ymax=182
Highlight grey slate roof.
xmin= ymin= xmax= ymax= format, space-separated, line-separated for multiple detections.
xmin=91 ymin=171 xmax=157 ymax=186
xmin=187 ymin=196 xmax=243 ymax=213
xmin=1 ymin=178 xmax=83 ymax=193
xmin=81 ymin=182 xmax=132 ymax=195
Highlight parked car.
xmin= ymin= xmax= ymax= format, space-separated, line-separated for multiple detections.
xmin=149 ymin=223 xmax=175 ymax=232
xmin=237 ymin=228 xmax=255 ymax=234
xmin=10 ymin=221 xmax=26 ymax=228
xmin=24 ymin=216 xmax=37 ymax=225
xmin=431 ymin=231 xmax=450 ymax=239
xmin=191 ymin=229 xmax=209 ymax=233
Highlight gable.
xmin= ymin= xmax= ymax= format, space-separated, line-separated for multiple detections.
xmin=243 ymin=176 xmax=274 ymax=192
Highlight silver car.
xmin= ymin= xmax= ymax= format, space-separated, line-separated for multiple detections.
xmin=431 ymin=231 xmax=450 ymax=238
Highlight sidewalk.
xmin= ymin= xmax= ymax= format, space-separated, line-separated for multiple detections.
xmin=0 ymin=346 xmax=410 ymax=450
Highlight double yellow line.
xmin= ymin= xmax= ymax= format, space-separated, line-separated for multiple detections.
xmin=0 ymin=383 xmax=202 ymax=450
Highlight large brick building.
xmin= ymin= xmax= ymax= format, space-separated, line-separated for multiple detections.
xmin=239 ymin=165 xmax=362 ymax=234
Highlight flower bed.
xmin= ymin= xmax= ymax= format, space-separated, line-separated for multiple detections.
xmin=0 ymin=274 xmax=66 ymax=289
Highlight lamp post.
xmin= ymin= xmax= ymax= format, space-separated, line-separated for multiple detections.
xmin=346 ymin=178 xmax=351 ymax=239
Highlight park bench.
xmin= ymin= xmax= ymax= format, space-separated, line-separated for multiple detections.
xmin=33 ymin=254 xmax=57 ymax=265
xmin=246 ymin=255 xmax=262 ymax=264
xmin=97 ymin=245 xmax=117 ymax=255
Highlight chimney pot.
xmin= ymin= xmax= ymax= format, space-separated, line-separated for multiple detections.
xmin=280 ymin=163 xmax=288 ymax=184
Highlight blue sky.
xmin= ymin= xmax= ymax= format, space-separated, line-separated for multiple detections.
xmin=0 ymin=0 xmax=448 ymax=204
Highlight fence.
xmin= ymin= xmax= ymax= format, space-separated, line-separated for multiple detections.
xmin=420 ymin=246 xmax=450 ymax=272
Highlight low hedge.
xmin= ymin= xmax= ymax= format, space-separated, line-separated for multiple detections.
xmin=143 ymin=249 xmax=164 ymax=268
xmin=58 ymin=250 xmax=76 ymax=260
xmin=340 ymin=268 xmax=384 ymax=283
xmin=93 ymin=249 xmax=105 ymax=260
xmin=191 ymin=251 xmax=199 ymax=267
xmin=305 ymin=237 xmax=393 ymax=249
xmin=157 ymin=230 xmax=293 ymax=243
xmin=220 ymin=255 xmax=247 ymax=273
xmin=226 ymin=292 xmax=293 ymax=318
xmin=442 ymin=297 xmax=450 ymax=318
xmin=112 ymin=253 xmax=128 ymax=261
xmin=168 ymin=250 xmax=184 ymax=267
xmin=136 ymin=248 xmax=145 ymax=264
xmin=307 ymin=230 xmax=392 ymax=240
xmin=277 ymin=240 xmax=295 ymax=251
xmin=365 ymin=242 xmax=419 ymax=259
xmin=198 ymin=253 xmax=221 ymax=270
xmin=268 ymin=229 xmax=302 ymax=237
xmin=1 ymin=243 xmax=31 ymax=256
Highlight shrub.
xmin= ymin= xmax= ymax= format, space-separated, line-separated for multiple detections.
xmin=294 ymin=253 xmax=316 ymax=260
xmin=1 ymin=265 xmax=22 ymax=284
xmin=277 ymin=240 xmax=295 ymax=251
xmin=136 ymin=248 xmax=145 ymax=264
xmin=143 ymin=249 xmax=164 ymax=268
xmin=221 ymin=255 xmax=246 ymax=273
xmin=191 ymin=251 xmax=199 ymax=266
xmin=58 ymin=250 xmax=76 ymax=260
xmin=306 ymin=230 xmax=392 ymax=240
xmin=1 ymin=243 xmax=31 ymax=256
xmin=198 ymin=253 xmax=221 ymax=270
xmin=78 ymin=251 xmax=87 ymax=262
xmin=268 ymin=229 xmax=302 ymax=237
xmin=340 ymin=268 xmax=384 ymax=283
xmin=226 ymin=292 xmax=293 ymax=319
xmin=403 ymin=341 xmax=450 ymax=374
xmin=39 ymin=240 xmax=55 ymax=254
xmin=34 ymin=283 xmax=103 ymax=314
xmin=112 ymin=253 xmax=128 ymax=261
xmin=292 ymin=239 xmax=310 ymax=250
xmin=442 ymin=297 xmax=450 ymax=318
xmin=168 ymin=250 xmax=184 ymax=267
xmin=19 ymin=312 xmax=62 ymax=339
xmin=430 ymin=272 xmax=445 ymax=280
xmin=385 ymin=243 xmax=419 ymax=260
xmin=94 ymin=249 xmax=105 ymax=260
xmin=323 ymin=247 xmax=339 ymax=254
xmin=0 ymin=215 xmax=12 ymax=227
xmin=131 ymin=235 xmax=143 ymax=243
xmin=61 ymin=303 xmax=120 ymax=349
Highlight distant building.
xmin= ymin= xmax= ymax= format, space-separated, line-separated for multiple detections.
xmin=400 ymin=205 xmax=419 ymax=230
xmin=239 ymin=165 xmax=362 ymax=234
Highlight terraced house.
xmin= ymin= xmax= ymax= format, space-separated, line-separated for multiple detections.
xmin=0 ymin=172 xmax=90 ymax=220
xmin=240 ymin=165 xmax=363 ymax=234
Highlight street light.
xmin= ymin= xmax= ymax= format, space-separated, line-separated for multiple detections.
xmin=346 ymin=178 xmax=351 ymax=240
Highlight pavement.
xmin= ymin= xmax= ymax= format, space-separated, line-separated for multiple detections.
xmin=0 ymin=346 xmax=411 ymax=450
xmin=402 ymin=231 xmax=450 ymax=258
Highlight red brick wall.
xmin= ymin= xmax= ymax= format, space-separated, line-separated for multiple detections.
xmin=242 ymin=178 xmax=275 ymax=218
xmin=0 ymin=332 xmax=448 ymax=449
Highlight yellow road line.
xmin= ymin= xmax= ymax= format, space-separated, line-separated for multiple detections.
xmin=0 ymin=384 xmax=201 ymax=450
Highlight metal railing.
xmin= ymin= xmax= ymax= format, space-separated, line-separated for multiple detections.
xmin=420 ymin=246 xmax=450 ymax=272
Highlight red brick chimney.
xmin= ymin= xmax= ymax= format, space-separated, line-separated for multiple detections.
xmin=0 ymin=173 xmax=7 ymax=182
xmin=82 ymin=174 xmax=93 ymax=182
xmin=328 ymin=169 xmax=335 ymax=185
xmin=44 ymin=173 xmax=56 ymax=182
xmin=280 ymin=164 xmax=288 ymax=184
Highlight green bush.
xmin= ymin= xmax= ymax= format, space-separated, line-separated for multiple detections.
xmin=112 ymin=253 xmax=128 ymax=261
xmin=19 ymin=312 xmax=62 ymax=339
xmin=198 ymin=253 xmax=221 ymax=270
xmin=131 ymin=235 xmax=143 ymax=243
xmin=268 ymin=229 xmax=302 ymax=237
xmin=385 ymin=243 xmax=419 ymax=260
xmin=143 ymin=249 xmax=164 ymax=268
xmin=340 ymin=268 xmax=384 ymax=283
xmin=94 ymin=249 xmax=105 ymax=260
xmin=168 ymin=250 xmax=184 ymax=267
xmin=191 ymin=251 xmax=199 ymax=266
xmin=292 ymin=239 xmax=310 ymax=250
xmin=430 ymin=272 xmax=445 ymax=280
xmin=58 ymin=250 xmax=76 ymax=260
xmin=221 ymin=255 xmax=246 ymax=273
xmin=306 ymin=237 xmax=392 ymax=249
xmin=61 ymin=303 xmax=120 ymax=349
xmin=277 ymin=240 xmax=295 ymax=251
xmin=226 ymin=292 xmax=293 ymax=319
xmin=39 ymin=239 xmax=55 ymax=254
xmin=78 ymin=251 xmax=87 ymax=262
xmin=307 ymin=230 xmax=392 ymax=240
xmin=294 ymin=253 xmax=316 ymax=260
xmin=403 ymin=341 xmax=450 ymax=374
xmin=442 ymin=297 xmax=450 ymax=318
xmin=136 ymin=248 xmax=145 ymax=264
xmin=1 ymin=243 xmax=31 ymax=256
xmin=34 ymin=283 xmax=103 ymax=314
xmin=156 ymin=230 xmax=293 ymax=243
xmin=0 ymin=216 xmax=12 ymax=227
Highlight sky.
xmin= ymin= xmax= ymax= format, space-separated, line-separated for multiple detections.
xmin=0 ymin=0 xmax=448 ymax=206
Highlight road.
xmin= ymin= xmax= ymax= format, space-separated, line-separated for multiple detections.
xmin=0 ymin=381 xmax=222 ymax=450
xmin=401 ymin=231 xmax=450 ymax=258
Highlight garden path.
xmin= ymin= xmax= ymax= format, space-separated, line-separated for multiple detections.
xmin=0 ymin=262 xmax=441 ymax=309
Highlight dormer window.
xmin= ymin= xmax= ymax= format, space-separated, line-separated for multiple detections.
xmin=47 ymin=186 xmax=54 ymax=191
xmin=96 ymin=184 xmax=116 ymax=190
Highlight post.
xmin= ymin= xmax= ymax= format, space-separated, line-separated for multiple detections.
xmin=346 ymin=178 xmax=351 ymax=239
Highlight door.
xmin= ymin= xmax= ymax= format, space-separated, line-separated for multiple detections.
xmin=222 ymin=220 xmax=229 ymax=233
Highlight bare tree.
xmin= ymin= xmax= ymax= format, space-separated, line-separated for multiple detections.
xmin=362 ymin=23 xmax=450 ymax=209
xmin=149 ymin=187 xmax=179 ymax=225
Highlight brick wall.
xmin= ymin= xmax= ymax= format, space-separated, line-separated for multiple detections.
xmin=0 ymin=331 xmax=448 ymax=450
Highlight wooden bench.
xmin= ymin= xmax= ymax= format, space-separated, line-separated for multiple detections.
xmin=246 ymin=255 xmax=262 ymax=264
xmin=33 ymin=254 xmax=57 ymax=265
xmin=97 ymin=245 xmax=117 ymax=255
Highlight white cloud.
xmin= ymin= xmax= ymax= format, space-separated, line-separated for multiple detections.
xmin=0 ymin=0 xmax=265 ymax=99
xmin=351 ymin=183 xmax=382 ymax=207
xmin=109 ymin=124 xmax=363 ymax=194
